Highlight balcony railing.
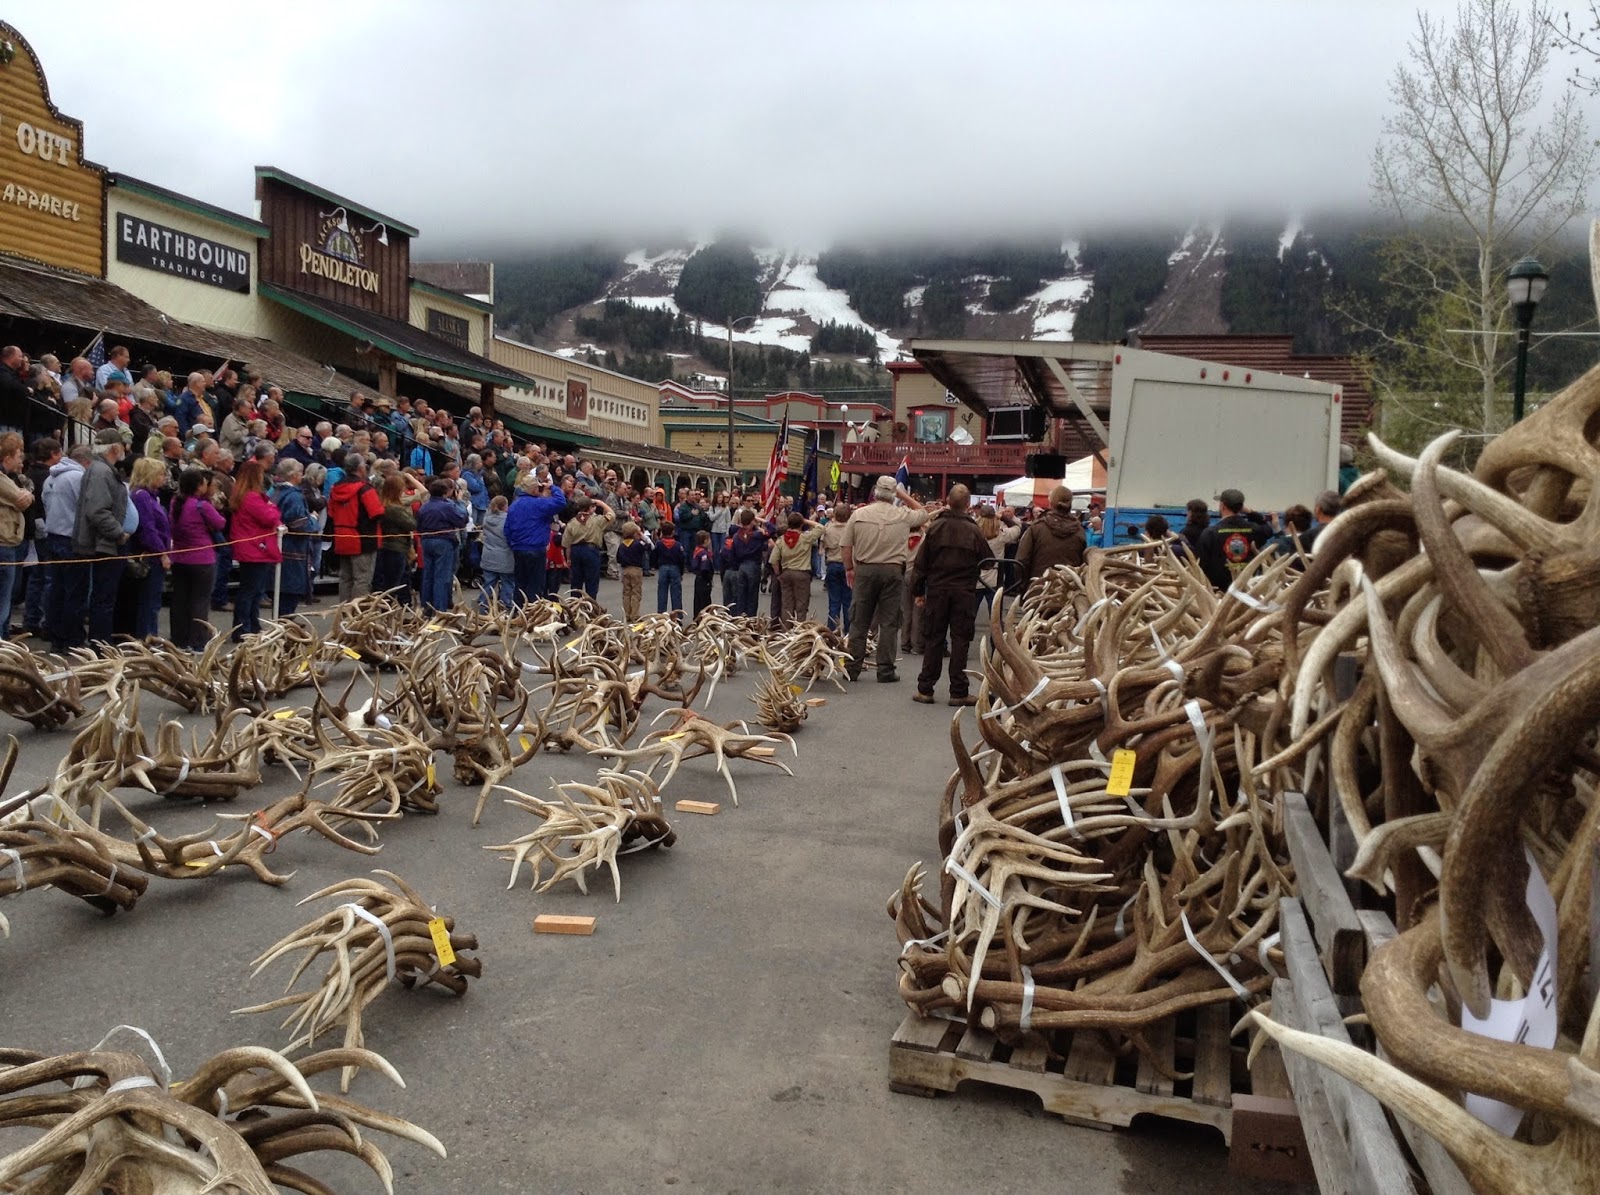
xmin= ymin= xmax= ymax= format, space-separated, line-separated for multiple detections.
xmin=840 ymin=441 xmax=1030 ymax=473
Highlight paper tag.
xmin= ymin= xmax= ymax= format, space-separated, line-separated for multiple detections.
xmin=425 ymin=622 xmax=443 ymax=632
xmin=1461 ymin=848 xmax=1558 ymax=1136
xmin=272 ymin=709 xmax=296 ymax=720
xmin=341 ymin=647 xmax=362 ymax=660
xmin=1106 ymin=749 xmax=1136 ymax=797
xmin=185 ymin=859 xmax=212 ymax=869
xmin=664 ymin=732 xmax=686 ymax=741
xmin=427 ymin=916 xmax=456 ymax=968
xmin=789 ymin=684 xmax=804 ymax=695
xmin=425 ymin=762 xmax=437 ymax=789
xmin=296 ymin=661 xmax=310 ymax=674
xmin=518 ymin=734 xmax=533 ymax=752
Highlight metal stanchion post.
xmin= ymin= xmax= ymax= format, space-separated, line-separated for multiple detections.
xmin=272 ymin=526 xmax=284 ymax=621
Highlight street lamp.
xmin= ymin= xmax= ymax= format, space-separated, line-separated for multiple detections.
xmin=1507 ymin=256 xmax=1549 ymax=423
xmin=726 ymin=313 xmax=761 ymax=475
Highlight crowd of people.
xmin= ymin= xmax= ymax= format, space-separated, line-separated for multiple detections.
xmin=0 ymin=342 xmax=1350 ymax=705
xmin=0 ymin=342 xmax=902 ymax=653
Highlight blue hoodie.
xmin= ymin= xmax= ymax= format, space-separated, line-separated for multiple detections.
xmin=505 ymin=491 xmax=569 ymax=553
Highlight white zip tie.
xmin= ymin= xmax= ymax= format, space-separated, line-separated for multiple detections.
xmin=1257 ymin=931 xmax=1282 ymax=978
xmin=249 ymin=824 xmax=275 ymax=844
xmin=1180 ymin=911 xmax=1250 ymax=999
xmin=101 ymin=863 xmax=118 ymax=895
xmin=345 ymin=904 xmax=396 ymax=984
xmin=135 ymin=827 xmax=158 ymax=844
xmin=619 ymin=829 xmax=672 ymax=855
xmin=1087 ymin=739 xmax=1108 ymax=766
xmin=1228 ymin=584 xmax=1281 ymax=613
xmin=985 ymin=675 xmax=1049 ymax=720
xmin=1089 ymin=676 xmax=1108 ymax=715
xmin=1050 ymin=764 xmax=1078 ymax=837
xmin=1019 ymin=966 xmax=1036 ymax=1031
xmin=42 ymin=670 xmax=71 ymax=683
xmin=165 ymin=759 xmax=191 ymax=793
xmin=1164 ymin=658 xmax=1184 ymax=682
xmin=107 ymin=1076 xmax=159 ymax=1094
xmin=1114 ymin=891 xmax=1138 ymax=939
xmin=1072 ymin=596 xmax=1110 ymax=636
xmin=943 ymin=857 xmax=1002 ymax=910
xmin=0 ymin=848 xmax=24 ymax=891
xmin=207 ymin=841 xmax=224 ymax=857
xmin=901 ymin=928 xmax=950 ymax=955
xmin=89 ymin=1026 xmax=171 ymax=1089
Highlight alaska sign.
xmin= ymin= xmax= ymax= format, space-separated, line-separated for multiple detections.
xmin=0 ymin=24 xmax=105 ymax=275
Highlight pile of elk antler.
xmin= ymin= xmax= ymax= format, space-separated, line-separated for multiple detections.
xmin=892 ymin=536 xmax=1304 ymax=1074
xmin=0 ymin=1026 xmax=444 ymax=1192
xmin=1235 ymin=368 xmax=1600 ymax=1192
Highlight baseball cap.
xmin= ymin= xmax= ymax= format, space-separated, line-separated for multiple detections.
xmin=873 ymin=475 xmax=897 ymax=498
xmin=93 ymin=428 xmax=124 ymax=447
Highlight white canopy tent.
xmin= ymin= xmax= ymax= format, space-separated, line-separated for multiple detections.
xmin=992 ymin=455 xmax=1098 ymax=507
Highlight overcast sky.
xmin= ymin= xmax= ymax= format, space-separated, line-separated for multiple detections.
xmin=25 ymin=0 xmax=1502 ymax=252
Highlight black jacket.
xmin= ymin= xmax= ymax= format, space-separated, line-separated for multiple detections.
xmin=1196 ymin=512 xmax=1270 ymax=589
xmin=912 ymin=509 xmax=991 ymax=595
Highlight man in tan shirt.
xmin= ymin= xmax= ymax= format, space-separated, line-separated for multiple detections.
xmin=769 ymin=511 xmax=823 ymax=626
xmin=559 ymin=494 xmax=613 ymax=600
xmin=841 ymin=475 xmax=928 ymax=682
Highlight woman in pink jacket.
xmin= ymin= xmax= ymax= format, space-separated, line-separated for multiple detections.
xmin=228 ymin=459 xmax=283 ymax=642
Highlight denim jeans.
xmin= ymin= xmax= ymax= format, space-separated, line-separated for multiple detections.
xmin=710 ymin=531 xmax=725 ymax=562
xmin=87 ymin=554 xmax=126 ymax=646
xmin=25 ymin=536 xmax=52 ymax=631
xmin=825 ymin=561 xmax=852 ymax=632
xmin=0 ymin=541 xmax=23 ymax=632
xmin=135 ymin=562 xmax=166 ymax=639
xmin=232 ymin=561 xmax=271 ymax=641
xmin=735 ymin=559 xmax=762 ymax=618
xmin=512 ymin=551 xmax=546 ymax=606
xmin=421 ymin=538 xmax=457 ymax=613
xmin=570 ymin=544 xmax=601 ymax=598
xmin=480 ymin=569 xmax=515 ymax=611
xmin=372 ymin=549 xmax=408 ymax=600
xmin=656 ymin=564 xmax=683 ymax=613
xmin=212 ymin=544 xmax=233 ymax=606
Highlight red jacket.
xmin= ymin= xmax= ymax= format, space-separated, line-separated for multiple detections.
xmin=231 ymin=490 xmax=283 ymax=564
xmin=328 ymin=478 xmax=384 ymax=556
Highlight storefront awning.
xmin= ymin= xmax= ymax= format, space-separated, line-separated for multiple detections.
xmin=592 ymin=436 xmax=735 ymax=479
xmin=0 ymin=253 xmax=370 ymax=404
xmin=261 ymin=282 xmax=531 ymax=389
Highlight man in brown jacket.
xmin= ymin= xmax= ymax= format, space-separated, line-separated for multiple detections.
xmin=910 ymin=485 xmax=990 ymax=706
xmin=1016 ymin=485 xmax=1087 ymax=583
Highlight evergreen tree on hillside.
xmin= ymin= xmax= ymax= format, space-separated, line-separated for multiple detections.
xmin=1071 ymin=237 xmax=1170 ymax=340
xmin=674 ymin=242 xmax=763 ymax=323
xmin=495 ymin=246 xmax=626 ymax=337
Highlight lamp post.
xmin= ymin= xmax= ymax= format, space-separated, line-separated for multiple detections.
xmin=726 ymin=314 xmax=761 ymax=477
xmin=1506 ymin=256 xmax=1549 ymax=424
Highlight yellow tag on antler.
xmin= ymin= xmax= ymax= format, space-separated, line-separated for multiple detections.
xmin=427 ymin=917 xmax=456 ymax=967
xmin=518 ymin=734 xmax=533 ymax=752
xmin=425 ymin=762 xmax=437 ymax=788
xmin=663 ymin=732 xmax=686 ymax=741
xmin=425 ymin=622 xmax=443 ymax=632
xmin=272 ymin=709 xmax=296 ymax=721
xmin=341 ymin=647 xmax=361 ymax=660
xmin=789 ymin=684 xmax=804 ymax=695
xmin=1106 ymin=749 xmax=1137 ymax=797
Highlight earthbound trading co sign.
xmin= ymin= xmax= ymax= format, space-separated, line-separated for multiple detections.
xmin=116 ymin=213 xmax=250 ymax=293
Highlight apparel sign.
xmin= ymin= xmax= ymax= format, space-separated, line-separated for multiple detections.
xmin=115 ymin=213 xmax=250 ymax=293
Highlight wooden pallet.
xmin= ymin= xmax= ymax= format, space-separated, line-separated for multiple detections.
xmin=888 ymin=1000 xmax=1277 ymax=1143
xmin=1274 ymin=790 xmax=1473 ymax=1195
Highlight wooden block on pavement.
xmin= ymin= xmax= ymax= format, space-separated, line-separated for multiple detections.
xmin=533 ymin=914 xmax=596 ymax=936
xmin=675 ymin=799 xmax=721 ymax=815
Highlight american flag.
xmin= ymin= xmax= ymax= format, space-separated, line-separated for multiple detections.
xmin=893 ymin=453 xmax=910 ymax=502
xmin=760 ymin=412 xmax=791 ymax=521
xmin=83 ymin=331 xmax=106 ymax=371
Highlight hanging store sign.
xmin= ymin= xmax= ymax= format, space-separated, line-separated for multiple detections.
xmin=297 ymin=209 xmax=379 ymax=293
xmin=0 ymin=23 xmax=105 ymax=275
xmin=427 ymin=307 xmax=469 ymax=350
xmin=566 ymin=377 xmax=589 ymax=422
xmin=115 ymin=213 xmax=250 ymax=292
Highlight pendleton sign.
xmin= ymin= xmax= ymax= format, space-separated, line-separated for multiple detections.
xmin=299 ymin=221 xmax=380 ymax=294
xmin=257 ymin=167 xmax=412 ymax=319
xmin=116 ymin=212 xmax=251 ymax=292
xmin=0 ymin=24 xmax=106 ymax=275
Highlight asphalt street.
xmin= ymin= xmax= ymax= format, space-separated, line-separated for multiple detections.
xmin=0 ymin=575 xmax=1303 ymax=1194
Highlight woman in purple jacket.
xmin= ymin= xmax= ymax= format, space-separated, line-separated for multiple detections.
xmin=129 ymin=457 xmax=172 ymax=640
xmin=168 ymin=468 xmax=225 ymax=650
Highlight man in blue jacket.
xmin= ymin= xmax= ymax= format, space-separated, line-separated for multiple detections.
xmin=504 ymin=473 xmax=570 ymax=605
